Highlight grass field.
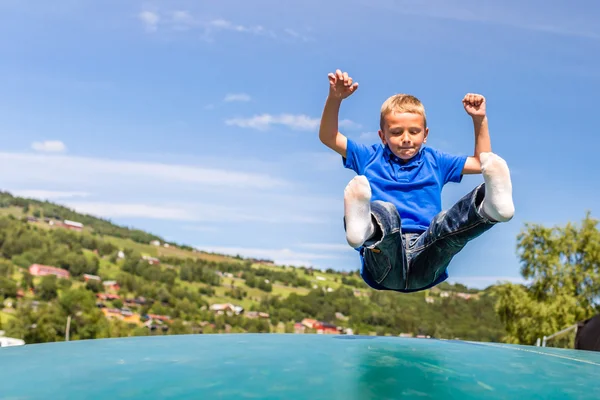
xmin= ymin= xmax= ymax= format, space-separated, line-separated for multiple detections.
xmin=0 ymin=207 xmax=24 ymax=218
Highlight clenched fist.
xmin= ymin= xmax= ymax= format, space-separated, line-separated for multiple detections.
xmin=328 ymin=69 xmax=358 ymax=100
xmin=463 ymin=93 xmax=486 ymax=118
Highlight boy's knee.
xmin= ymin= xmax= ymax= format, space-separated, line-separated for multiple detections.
xmin=371 ymin=200 xmax=398 ymax=216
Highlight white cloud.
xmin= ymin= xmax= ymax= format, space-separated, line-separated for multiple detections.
xmin=298 ymin=243 xmax=354 ymax=252
xmin=11 ymin=189 xmax=90 ymax=200
xmin=65 ymin=202 xmax=192 ymax=220
xmin=138 ymin=10 xmax=159 ymax=32
xmin=225 ymin=114 xmax=360 ymax=131
xmin=0 ymin=149 xmax=342 ymax=229
xmin=207 ymin=19 xmax=272 ymax=37
xmin=31 ymin=140 xmax=66 ymax=153
xmin=225 ymin=114 xmax=318 ymax=131
xmin=0 ymin=152 xmax=287 ymax=190
xmin=224 ymin=93 xmax=251 ymax=102
xmin=284 ymin=28 xmax=312 ymax=42
xmin=195 ymin=245 xmax=340 ymax=267
xmin=339 ymin=120 xmax=363 ymax=130
xmin=171 ymin=10 xmax=194 ymax=25
xmin=62 ymin=200 xmax=328 ymax=225
xmin=137 ymin=9 xmax=310 ymax=43
xmin=182 ymin=225 xmax=219 ymax=233
xmin=359 ymin=131 xmax=377 ymax=141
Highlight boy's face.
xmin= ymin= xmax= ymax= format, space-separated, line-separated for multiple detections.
xmin=378 ymin=112 xmax=429 ymax=161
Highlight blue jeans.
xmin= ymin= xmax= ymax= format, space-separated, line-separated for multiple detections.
xmin=359 ymin=183 xmax=497 ymax=292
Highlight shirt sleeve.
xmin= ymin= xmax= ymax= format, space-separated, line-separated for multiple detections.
xmin=342 ymin=138 xmax=376 ymax=174
xmin=435 ymin=150 xmax=468 ymax=184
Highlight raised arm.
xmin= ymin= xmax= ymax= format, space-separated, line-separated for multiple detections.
xmin=319 ymin=69 xmax=359 ymax=158
xmin=462 ymin=93 xmax=491 ymax=174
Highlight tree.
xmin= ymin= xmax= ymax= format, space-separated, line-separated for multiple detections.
xmin=37 ymin=275 xmax=59 ymax=301
xmin=493 ymin=212 xmax=600 ymax=345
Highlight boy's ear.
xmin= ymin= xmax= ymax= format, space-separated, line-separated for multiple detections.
xmin=423 ymin=127 xmax=429 ymax=143
xmin=378 ymin=130 xmax=386 ymax=144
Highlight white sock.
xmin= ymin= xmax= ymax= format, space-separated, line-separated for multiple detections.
xmin=480 ymin=152 xmax=515 ymax=222
xmin=344 ymin=175 xmax=375 ymax=248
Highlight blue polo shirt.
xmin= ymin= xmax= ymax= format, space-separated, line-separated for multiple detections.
xmin=343 ymin=138 xmax=467 ymax=233
xmin=343 ymin=138 xmax=468 ymax=292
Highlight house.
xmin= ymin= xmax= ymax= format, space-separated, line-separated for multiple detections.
xmin=210 ymin=303 xmax=244 ymax=315
xmin=97 ymin=293 xmax=121 ymax=301
xmin=102 ymin=281 xmax=120 ymax=291
xmin=301 ymin=318 xmax=340 ymax=334
xmin=83 ymin=274 xmax=101 ymax=282
xmin=146 ymin=314 xmax=171 ymax=323
xmin=124 ymin=296 xmax=147 ymax=307
xmin=150 ymin=240 xmax=161 ymax=246
xmin=143 ymin=319 xmax=169 ymax=332
xmin=141 ymin=255 xmax=160 ymax=265
xmin=63 ymin=220 xmax=83 ymax=231
xmin=313 ymin=321 xmax=340 ymax=335
xmin=456 ymin=293 xmax=473 ymax=300
xmin=29 ymin=264 xmax=70 ymax=279
xmin=245 ymin=311 xmax=270 ymax=319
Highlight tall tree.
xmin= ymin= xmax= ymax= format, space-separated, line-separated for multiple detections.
xmin=493 ymin=212 xmax=600 ymax=345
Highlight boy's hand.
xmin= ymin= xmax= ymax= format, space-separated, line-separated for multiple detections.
xmin=328 ymin=69 xmax=358 ymax=100
xmin=463 ymin=93 xmax=486 ymax=118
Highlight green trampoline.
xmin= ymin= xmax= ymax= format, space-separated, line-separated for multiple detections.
xmin=1 ymin=334 xmax=599 ymax=399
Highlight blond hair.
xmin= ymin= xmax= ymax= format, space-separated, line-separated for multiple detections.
xmin=380 ymin=94 xmax=427 ymax=130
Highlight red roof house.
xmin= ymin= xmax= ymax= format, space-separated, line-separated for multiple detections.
xmin=29 ymin=264 xmax=70 ymax=279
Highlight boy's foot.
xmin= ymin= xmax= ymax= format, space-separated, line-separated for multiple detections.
xmin=344 ymin=175 xmax=375 ymax=248
xmin=480 ymin=152 xmax=515 ymax=222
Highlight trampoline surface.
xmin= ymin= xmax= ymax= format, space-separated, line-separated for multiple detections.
xmin=1 ymin=333 xmax=599 ymax=399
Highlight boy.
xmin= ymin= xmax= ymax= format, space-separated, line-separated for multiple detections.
xmin=319 ymin=69 xmax=515 ymax=293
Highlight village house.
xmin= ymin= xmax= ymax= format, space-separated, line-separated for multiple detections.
xmin=29 ymin=264 xmax=70 ymax=279
xmin=123 ymin=297 xmax=147 ymax=307
xmin=141 ymin=255 xmax=160 ymax=265
xmin=244 ymin=311 xmax=270 ymax=319
xmin=300 ymin=318 xmax=341 ymax=334
xmin=83 ymin=274 xmax=101 ymax=282
xmin=145 ymin=314 xmax=171 ymax=323
xmin=96 ymin=293 xmax=121 ymax=301
xmin=456 ymin=292 xmax=474 ymax=300
xmin=294 ymin=323 xmax=306 ymax=334
xmin=102 ymin=281 xmax=120 ymax=291
xmin=63 ymin=220 xmax=83 ymax=231
xmin=210 ymin=303 xmax=244 ymax=315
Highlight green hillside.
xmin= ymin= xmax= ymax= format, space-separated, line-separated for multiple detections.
xmin=0 ymin=191 xmax=507 ymax=344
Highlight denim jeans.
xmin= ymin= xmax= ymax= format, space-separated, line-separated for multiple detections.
xmin=359 ymin=183 xmax=497 ymax=291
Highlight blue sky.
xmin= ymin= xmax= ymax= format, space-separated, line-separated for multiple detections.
xmin=0 ymin=0 xmax=598 ymax=289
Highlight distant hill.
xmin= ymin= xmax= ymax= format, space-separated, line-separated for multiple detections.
xmin=0 ymin=191 xmax=186 ymax=248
